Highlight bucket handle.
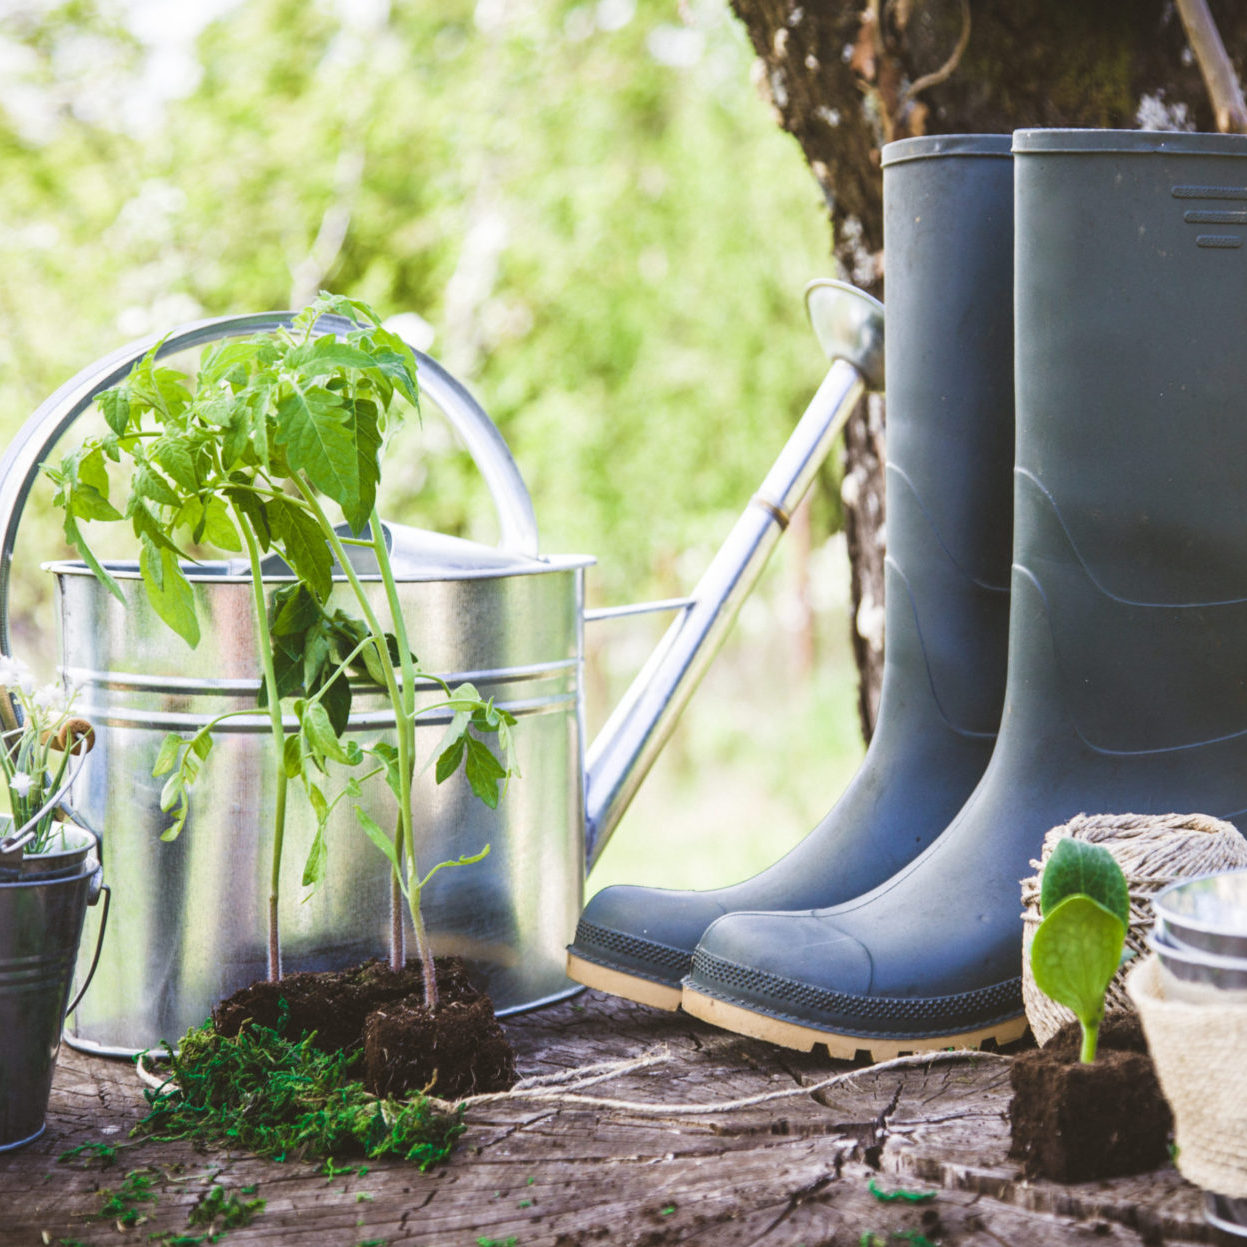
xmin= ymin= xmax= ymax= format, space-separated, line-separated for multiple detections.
xmin=64 ymin=874 xmax=109 ymax=1019
xmin=0 ymin=311 xmax=540 ymax=654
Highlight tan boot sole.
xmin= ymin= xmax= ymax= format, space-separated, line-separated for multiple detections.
xmin=682 ymin=986 xmax=1028 ymax=1061
xmin=566 ymin=951 xmax=683 ymax=1011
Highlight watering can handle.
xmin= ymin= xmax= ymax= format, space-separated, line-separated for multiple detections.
xmin=0 ymin=311 xmax=540 ymax=654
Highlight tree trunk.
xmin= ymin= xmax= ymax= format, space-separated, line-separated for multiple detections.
xmin=730 ymin=0 xmax=1247 ymax=739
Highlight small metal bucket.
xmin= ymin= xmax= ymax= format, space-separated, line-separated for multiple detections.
xmin=0 ymin=822 xmax=108 ymax=1150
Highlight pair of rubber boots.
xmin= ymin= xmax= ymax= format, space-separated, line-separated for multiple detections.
xmin=567 ymin=129 xmax=1247 ymax=1060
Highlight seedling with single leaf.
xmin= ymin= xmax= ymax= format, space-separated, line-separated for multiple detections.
xmin=48 ymin=295 xmax=515 ymax=1007
xmin=1029 ymin=837 xmax=1130 ymax=1063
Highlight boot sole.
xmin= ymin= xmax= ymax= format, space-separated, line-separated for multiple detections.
xmin=682 ymin=986 xmax=1028 ymax=1060
xmin=566 ymin=951 xmax=683 ymax=1011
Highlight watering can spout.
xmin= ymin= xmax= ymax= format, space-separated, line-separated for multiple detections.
xmin=583 ymin=280 xmax=885 ymax=867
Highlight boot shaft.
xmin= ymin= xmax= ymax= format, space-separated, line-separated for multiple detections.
xmin=878 ymin=135 xmax=1014 ymax=738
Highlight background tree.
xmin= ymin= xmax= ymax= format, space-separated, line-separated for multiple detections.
xmin=727 ymin=0 xmax=1247 ymax=737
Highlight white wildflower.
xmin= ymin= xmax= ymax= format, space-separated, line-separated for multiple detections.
xmin=33 ymin=684 xmax=67 ymax=715
xmin=0 ymin=655 xmax=34 ymax=694
xmin=10 ymin=772 xmax=32 ymax=799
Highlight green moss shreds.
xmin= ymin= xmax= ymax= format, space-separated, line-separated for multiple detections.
xmin=136 ymin=1020 xmax=464 ymax=1168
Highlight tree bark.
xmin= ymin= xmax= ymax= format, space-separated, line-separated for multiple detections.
xmin=730 ymin=0 xmax=1247 ymax=739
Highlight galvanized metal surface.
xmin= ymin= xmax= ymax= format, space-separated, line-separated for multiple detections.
xmin=56 ymin=555 xmax=591 ymax=1053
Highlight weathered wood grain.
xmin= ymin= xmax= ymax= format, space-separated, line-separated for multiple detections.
xmin=0 ymin=991 xmax=1211 ymax=1246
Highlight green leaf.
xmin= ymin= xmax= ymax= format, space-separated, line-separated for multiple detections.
xmin=150 ymin=437 xmax=199 ymax=492
xmin=140 ymin=538 xmax=200 ymax=648
xmin=152 ymin=733 xmax=184 ymax=778
xmin=270 ymin=582 xmax=320 ymax=637
xmin=1040 ymin=839 xmax=1130 ymax=924
xmin=1031 ymin=894 xmax=1126 ymax=1031
xmin=133 ymin=465 xmax=182 ymax=509
xmin=98 ymin=387 xmax=131 ymax=436
xmin=302 ymin=825 xmax=327 ymax=889
xmin=201 ymin=496 xmax=242 ymax=551
xmin=301 ymin=698 xmax=349 ymax=765
xmin=464 ymin=736 xmax=506 ymax=808
xmin=289 ymin=336 xmax=378 ymax=377
xmin=355 ymin=806 xmax=400 ymax=874
xmin=224 ymin=485 xmax=272 ymax=550
xmin=368 ymin=741 xmax=400 ymax=796
xmin=319 ymin=670 xmax=352 ymax=737
xmin=269 ymin=495 xmax=333 ymax=601
xmin=275 ymin=382 xmax=381 ymax=532
xmin=282 ymin=733 xmax=304 ymax=779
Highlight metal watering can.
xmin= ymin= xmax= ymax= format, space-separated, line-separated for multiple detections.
xmin=0 ymin=281 xmax=882 ymax=1055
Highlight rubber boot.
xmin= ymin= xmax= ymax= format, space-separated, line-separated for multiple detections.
xmin=682 ymin=128 xmax=1247 ymax=1059
xmin=566 ymin=134 xmax=1016 ymax=1009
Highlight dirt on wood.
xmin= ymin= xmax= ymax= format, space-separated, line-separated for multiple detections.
xmin=0 ymin=990 xmax=1213 ymax=1246
xmin=213 ymin=955 xmax=516 ymax=1099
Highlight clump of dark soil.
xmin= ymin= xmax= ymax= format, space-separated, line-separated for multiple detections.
xmin=213 ymin=956 xmax=515 ymax=1100
xmin=1009 ymin=1012 xmax=1172 ymax=1183
xmin=365 ymin=992 xmax=516 ymax=1097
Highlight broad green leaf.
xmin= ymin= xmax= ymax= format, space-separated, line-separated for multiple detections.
xmin=1041 ymin=838 xmax=1130 ymax=923
xmin=152 ymin=733 xmax=184 ymax=777
xmin=426 ymin=708 xmax=470 ymax=775
xmin=224 ymin=485 xmax=272 ymax=550
xmin=355 ymin=806 xmax=400 ymax=874
xmin=98 ymin=388 xmax=131 ymax=436
xmin=140 ymin=538 xmax=200 ymax=648
xmin=435 ymin=735 xmax=466 ymax=785
xmin=275 ymin=381 xmax=381 ymax=531
xmin=319 ymin=670 xmax=352 ymax=737
xmin=464 ymin=735 xmax=506 ymax=808
xmin=150 ymin=437 xmax=199 ymax=492
xmin=132 ymin=465 xmax=182 ymax=509
xmin=360 ymin=637 xmax=391 ymax=686
xmin=201 ymin=496 xmax=242 ymax=551
xmin=301 ymin=698 xmax=350 ymax=764
xmin=68 ymin=481 xmax=122 ymax=523
xmin=270 ymin=582 xmax=320 ymax=637
xmin=269 ymin=495 xmax=333 ymax=601
xmin=289 ymin=336 xmax=378 ymax=377
xmin=282 ymin=733 xmax=304 ymax=779
xmin=1031 ymin=894 xmax=1126 ymax=1028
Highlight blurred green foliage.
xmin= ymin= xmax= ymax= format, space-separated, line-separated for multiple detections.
xmin=0 ymin=0 xmax=862 ymax=889
xmin=0 ymin=0 xmax=836 ymax=653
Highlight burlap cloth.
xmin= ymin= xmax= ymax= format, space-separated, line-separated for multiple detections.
xmin=1127 ymin=954 xmax=1247 ymax=1197
xmin=1021 ymin=812 xmax=1247 ymax=1045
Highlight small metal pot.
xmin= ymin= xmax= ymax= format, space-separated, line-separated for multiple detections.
xmin=0 ymin=822 xmax=108 ymax=1150
xmin=1153 ymin=868 xmax=1247 ymax=959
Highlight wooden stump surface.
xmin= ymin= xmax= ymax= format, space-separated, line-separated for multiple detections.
xmin=0 ymin=990 xmax=1211 ymax=1246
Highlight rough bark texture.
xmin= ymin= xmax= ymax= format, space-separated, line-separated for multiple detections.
xmin=0 ymin=992 xmax=1211 ymax=1244
xmin=729 ymin=0 xmax=1247 ymax=738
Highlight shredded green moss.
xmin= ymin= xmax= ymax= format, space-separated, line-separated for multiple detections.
xmin=94 ymin=1168 xmax=158 ymax=1226
xmin=188 ymin=1182 xmax=266 ymax=1232
xmin=135 ymin=1020 xmax=464 ymax=1167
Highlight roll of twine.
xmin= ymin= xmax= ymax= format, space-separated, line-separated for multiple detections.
xmin=1020 ymin=812 xmax=1247 ymax=1046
